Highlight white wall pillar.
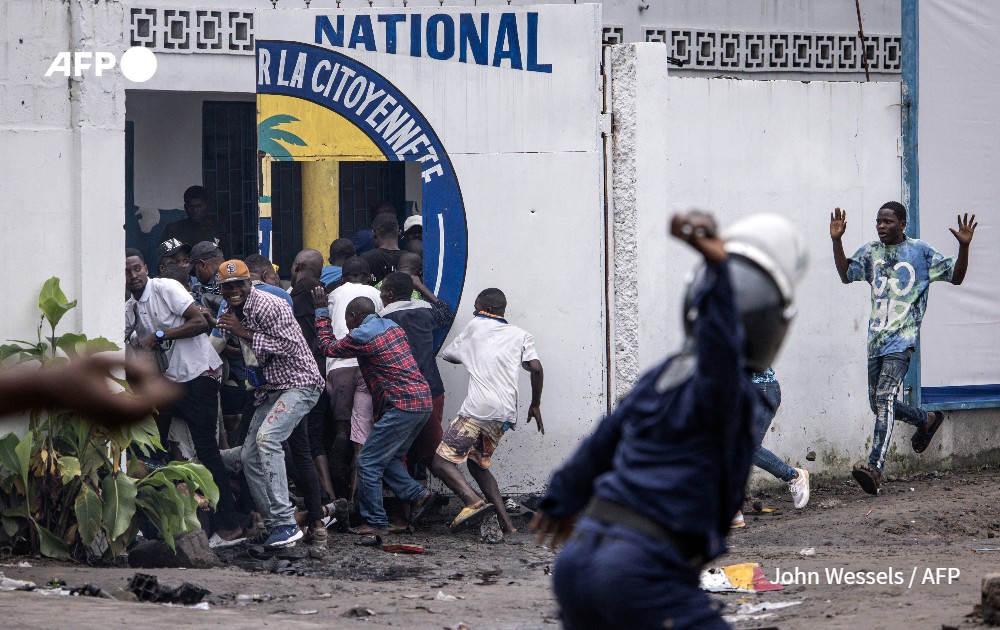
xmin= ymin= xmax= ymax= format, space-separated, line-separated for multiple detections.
xmin=70 ymin=0 xmax=126 ymax=340
xmin=0 ymin=0 xmax=125 ymax=435
xmin=609 ymin=43 xmax=671 ymax=401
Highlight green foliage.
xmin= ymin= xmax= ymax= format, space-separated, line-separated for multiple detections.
xmin=135 ymin=462 xmax=217 ymax=551
xmin=35 ymin=523 xmax=72 ymax=560
xmin=73 ymin=484 xmax=102 ymax=545
xmin=37 ymin=277 xmax=77 ymax=330
xmin=0 ymin=279 xmax=220 ymax=561
xmin=101 ymin=474 xmax=137 ymax=540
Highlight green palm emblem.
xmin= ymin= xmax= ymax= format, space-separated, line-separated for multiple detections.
xmin=257 ymin=114 xmax=307 ymax=161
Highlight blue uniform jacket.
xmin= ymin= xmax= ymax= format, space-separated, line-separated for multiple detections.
xmin=539 ymin=259 xmax=762 ymax=562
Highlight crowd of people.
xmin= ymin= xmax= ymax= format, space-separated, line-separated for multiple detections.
xmin=123 ymin=189 xmax=544 ymax=549
xmin=0 ymin=187 xmax=976 ymax=628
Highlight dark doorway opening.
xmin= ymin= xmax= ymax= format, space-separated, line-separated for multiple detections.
xmin=338 ymin=161 xmax=406 ymax=239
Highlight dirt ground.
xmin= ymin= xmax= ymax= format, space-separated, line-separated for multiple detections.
xmin=2 ymin=468 xmax=1000 ymax=629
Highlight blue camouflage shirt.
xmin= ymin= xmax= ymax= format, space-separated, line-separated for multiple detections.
xmin=847 ymin=238 xmax=955 ymax=358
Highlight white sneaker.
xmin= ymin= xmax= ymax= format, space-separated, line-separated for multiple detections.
xmin=731 ymin=510 xmax=746 ymax=528
xmin=789 ymin=467 xmax=810 ymax=509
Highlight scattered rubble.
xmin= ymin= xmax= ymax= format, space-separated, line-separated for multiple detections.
xmin=127 ymin=572 xmax=210 ymax=605
xmin=480 ymin=513 xmax=504 ymax=544
xmin=128 ymin=530 xmax=221 ymax=569
xmin=982 ymin=573 xmax=1000 ymax=625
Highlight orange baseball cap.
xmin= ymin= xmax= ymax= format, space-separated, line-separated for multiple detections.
xmin=218 ymin=259 xmax=251 ymax=283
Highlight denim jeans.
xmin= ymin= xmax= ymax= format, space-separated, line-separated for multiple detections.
xmin=356 ymin=405 xmax=431 ymax=529
xmin=752 ymin=380 xmax=797 ymax=483
xmin=242 ymin=385 xmax=321 ymax=529
xmin=867 ymin=349 xmax=927 ymax=472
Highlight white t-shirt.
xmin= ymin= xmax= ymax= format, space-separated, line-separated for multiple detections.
xmin=325 ymin=282 xmax=384 ymax=373
xmin=441 ymin=316 xmax=539 ymax=425
xmin=125 ymin=277 xmax=223 ymax=384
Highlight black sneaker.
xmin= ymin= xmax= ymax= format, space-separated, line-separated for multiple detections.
xmin=244 ymin=528 xmax=270 ymax=546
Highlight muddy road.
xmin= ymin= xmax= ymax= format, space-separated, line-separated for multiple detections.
xmin=2 ymin=468 xmax=1000 ymax=629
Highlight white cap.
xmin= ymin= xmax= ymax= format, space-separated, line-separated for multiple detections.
xmin=723 ymin=213 xmax=808 ymax=304
xmin=403 ymin=215 xmax=422 ymax=233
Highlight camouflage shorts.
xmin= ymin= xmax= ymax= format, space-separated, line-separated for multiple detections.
xmin=435 ymin=415 xmax=505 ymax=469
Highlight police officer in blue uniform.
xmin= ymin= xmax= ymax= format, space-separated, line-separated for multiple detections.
xmin=531 ymin=211 xmax=808 ymax=629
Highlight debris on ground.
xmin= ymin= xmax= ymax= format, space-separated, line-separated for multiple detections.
xmin=480 ymin=513 xmax=504 ymax=544
xmin=381 ymin=544 xmax=425 ymax=554
xmin=127 ymin=530 xmax=221 ymax=569
xmin=0 ymin=573 xmax=35 ymax=591
xmin=476 ymin=568 xmax=503 ymax=585
xmin=799 ymin=547 xmax=816 ymax=557
xmin=68 ymin=583 xmax=114 ymax=599
xmin=806 ymin=450 xmax=817 ymax=462
xmin=127 ymin=572 xmax=210 ymax=605
xmin=700 ymin=563 xmax=784 ymax=593
xmin=343 ymin=606 xmax=376 ymax=618
xmin=982 ymin=573 xmax=1000 ymax=625
xmin=436 ymin=590 xmax=460 ymax=601
xmin=275 ymin=609 xmax=318 ymax=615
xmin=723 ymin=600 xmax=802 ymax=623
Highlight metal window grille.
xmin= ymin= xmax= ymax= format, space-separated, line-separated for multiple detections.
xmin=202 ymin=101 xmax=258 ymax=260
xmin=269 ymin=162 xmax=303 ymax=280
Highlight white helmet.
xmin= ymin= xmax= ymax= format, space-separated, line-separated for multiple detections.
xmin=683 ymin=213 xmax=808 ymax=371
xmin=723 ymin=213 xmax=808 ymax=306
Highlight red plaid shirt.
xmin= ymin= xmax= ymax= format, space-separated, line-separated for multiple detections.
xmin=316 ymin=311 xmax=431 ymax=418
xmin=222 ymin=286 xmax=324 ymax=406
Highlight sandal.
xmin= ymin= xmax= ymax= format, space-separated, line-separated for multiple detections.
xmin=388 ymin=523 xmax=414 ymax=535
xmin=410 ymin=490 xmax=438 ymax=525
xmin=349 ymin=523 xmax=389 ymax=536
xmin=449 ymin=501 xmax=494 ymax=532
xmin=911 ymin=411 xmax=944 ymax=453
xmin=852 ymin=464 xmax=882 ymax=496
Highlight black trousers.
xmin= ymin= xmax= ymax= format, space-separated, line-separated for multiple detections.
xmin=168 ymin=375 xmax=240 ymax=531
xmin=284 ymin=417 xmax=325 ymax=522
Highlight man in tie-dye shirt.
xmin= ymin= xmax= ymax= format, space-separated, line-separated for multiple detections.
xmin=830 ymin=201 xmax=977 ymax=495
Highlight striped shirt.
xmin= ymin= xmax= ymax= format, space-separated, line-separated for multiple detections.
xmin=220 ymin=286 xmax=323 ymax=405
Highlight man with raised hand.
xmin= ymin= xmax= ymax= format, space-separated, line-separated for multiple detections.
xmin=830 ymin=202 xmax=977 ymax=495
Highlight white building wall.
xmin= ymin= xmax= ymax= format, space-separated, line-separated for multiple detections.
xmin=660 ymin=76 xmax=904 ymax=480
xmin=1 ymin=0 xmax=126 ymax=436
xmin=5 ymin=2 xmax=995 ymax=488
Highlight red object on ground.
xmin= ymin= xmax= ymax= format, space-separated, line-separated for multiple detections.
xmin=751 ymin=565 xmax=785 ymax=592
xmin=382 ymin=544 xmax=425 ymax=554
